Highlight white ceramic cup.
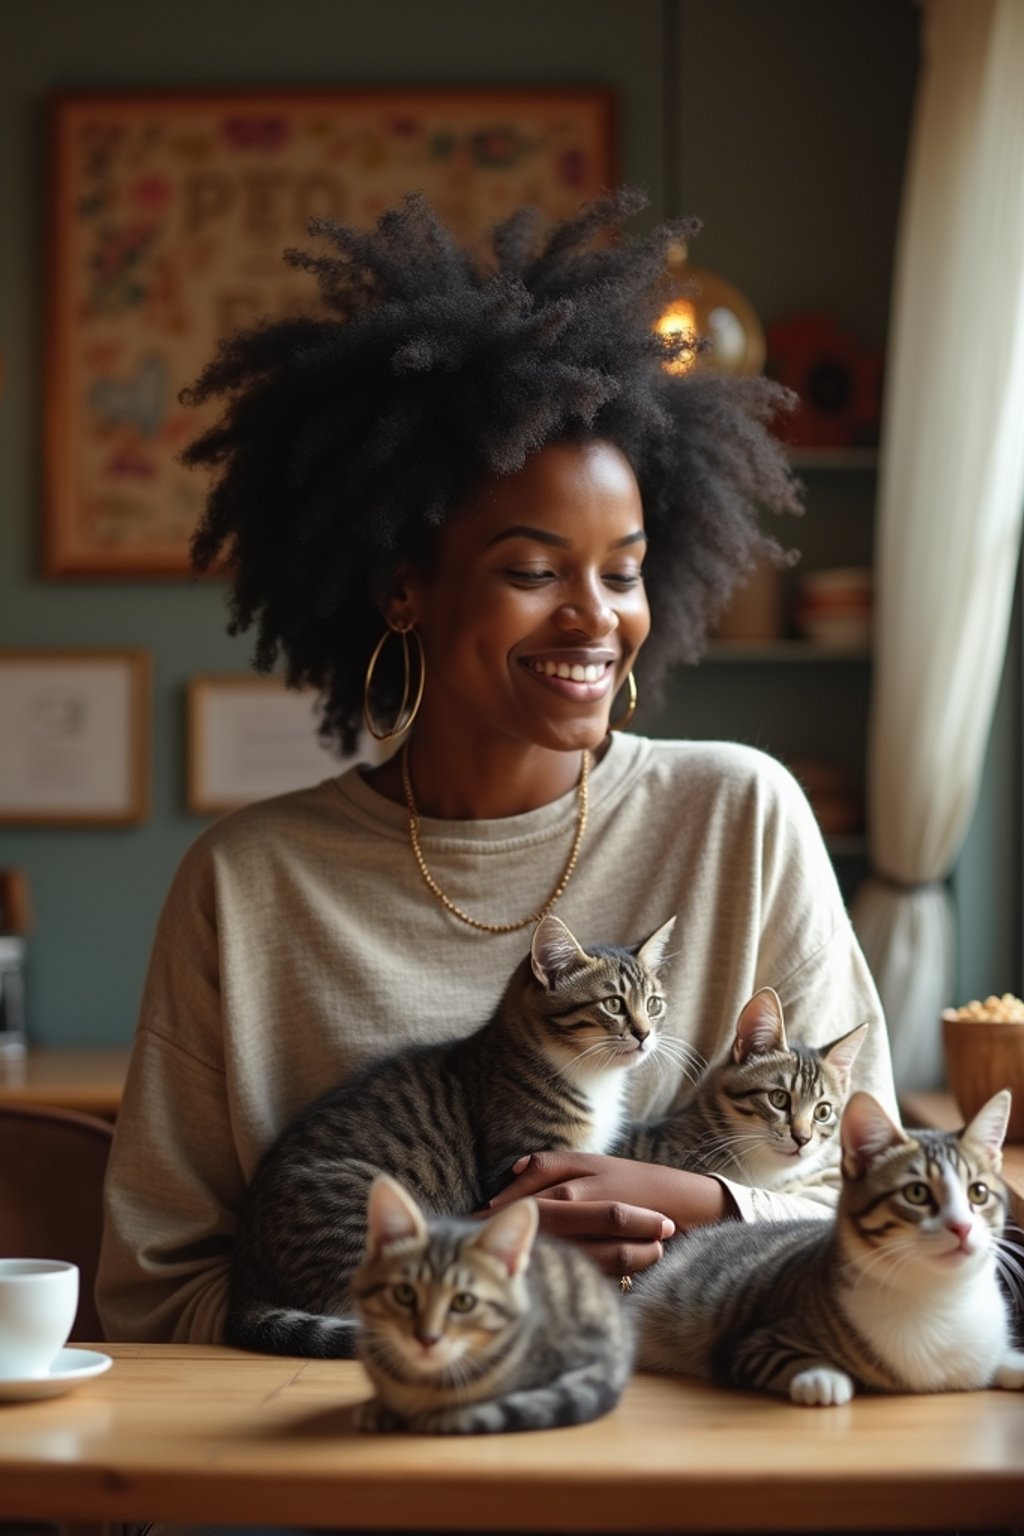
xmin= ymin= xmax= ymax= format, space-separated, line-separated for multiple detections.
xmin=0 ymin=1259 xmax=79 ymax=1378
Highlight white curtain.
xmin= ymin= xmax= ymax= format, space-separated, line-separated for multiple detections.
xmin=851 ymin=0 xmax=1024 ymax=1091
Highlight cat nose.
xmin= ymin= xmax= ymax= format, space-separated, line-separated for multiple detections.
xmin=946 ymin=1218 xmax=973 ymax=1247
xmin=629 ymin=1024 xmax=650 ymax=1047
xmin=791 ymin=1129 xmax=811 ymax=1148
xmin=415 ymin=1328 xmax=441 ymax=1348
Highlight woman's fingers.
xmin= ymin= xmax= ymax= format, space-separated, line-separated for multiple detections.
xmin=489 ymin=1151 xmax=607 ymax=1204
xmin=532 ymin=1196 xmax=673 ymax=1245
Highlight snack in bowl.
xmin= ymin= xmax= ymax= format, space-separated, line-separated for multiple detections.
xmin=942 ymin=995 xmax=1024 ymax=1141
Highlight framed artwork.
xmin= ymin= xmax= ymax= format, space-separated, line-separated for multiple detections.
xmin=44 ymin=87 xmax=616 ymax=578
xmin=186 ymin=675 xmax=380 ymax=814
xmin=0 ymin=650 xmax=150 ymax=825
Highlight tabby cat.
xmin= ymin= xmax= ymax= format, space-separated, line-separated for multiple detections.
xmin=227 ymin=912 xmax=674 ymax=1358
xmin=635 ymin=1088 xmax=1024 ymax=1403
xmin=351 ymin=1173 xmax=632 ymax=1433
xmin=620 ymin=987 xmax=867 ymax=1190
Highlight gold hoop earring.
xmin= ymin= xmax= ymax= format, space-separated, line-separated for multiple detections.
xmin=609 ymin=670 xmax=638 ymax=732
xmin=363 ymin=625 xmax=425 ymax=741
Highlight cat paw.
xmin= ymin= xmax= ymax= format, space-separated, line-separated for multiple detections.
xmin=789 ymin=1367 xmax=854 ymax=1406
xmin=993 ymin=1351 xmax=1024 ymax=1391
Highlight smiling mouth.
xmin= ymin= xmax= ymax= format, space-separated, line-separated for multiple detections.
xmin=521 ymin=656 xmax=616 ymax=700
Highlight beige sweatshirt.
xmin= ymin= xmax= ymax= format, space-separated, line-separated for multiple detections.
xmin=97 ymin=733 xmax=896 ymax=1343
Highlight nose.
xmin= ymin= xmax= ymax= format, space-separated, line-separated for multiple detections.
xmin=946 ymin=1218 xmax=973 ymax=1247
xmin=415 ymin=1328 xmax=441 ymax=1348
xmin=555 ymin=580 xmax=618 ymax=637
xmin=791 ymin=1128 xmax=811 ymax=1149
xmin=630 ymin=1023 xmax=650 ymax=1047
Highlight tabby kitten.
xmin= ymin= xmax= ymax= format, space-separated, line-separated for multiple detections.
xmin=227 ymin=912 xmax=674 ymax=1359
xmin=621 ymin=987 xmax=867 ymax=1190
xmin=351 ymin=1173 xmax=632 ymax=1433
xmin=635 ymin=1089 xmax=1024 ymax=1404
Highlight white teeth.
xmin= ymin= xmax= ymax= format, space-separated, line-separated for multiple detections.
xmin=531 ymin=660 xmax=607 ymax=683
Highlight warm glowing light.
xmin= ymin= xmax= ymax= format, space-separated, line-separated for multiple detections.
xmin=654 ymin=245 xmax=765 ymax=377
xmin=655 ymin=299 xmax=698 ymax=375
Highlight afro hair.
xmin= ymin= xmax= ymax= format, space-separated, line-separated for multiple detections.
xmin=182 ymin=188 xmax=801 ymax=753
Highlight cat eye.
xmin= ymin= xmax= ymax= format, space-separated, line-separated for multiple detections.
xmin=813 ymin=1102 xmax=833 ymax=1122
xmin=646 ymin=997 xmax=665 ymax=1017
xmin=450 ymin=1292 xmax=477 ymax=1314
xmin=903 ymin=1182 xmax=931 ymax=1206
xmin=391 ymin=1282 xmax=417 ymax=1307
xmin=767 ymin=1089 xmax=789 ymax=1110
xmin=601 ymin=997 xmax=626 ymax=1016
xmin=968 ymin=1181 xmax=990 ymax=1205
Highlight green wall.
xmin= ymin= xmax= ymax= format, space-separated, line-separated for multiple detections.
xmin=3 ymin=0 xmax=1012 ymax=1049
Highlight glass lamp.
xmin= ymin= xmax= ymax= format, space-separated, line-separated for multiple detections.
xmin=655 ymin=242 xmax=766 ymax=376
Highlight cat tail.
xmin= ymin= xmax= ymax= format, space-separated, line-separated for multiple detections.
xmin=407 ymin=1357 xmax=631 ymax=1435
xmin=225 ymin=1304 xmax=359 ymax=1359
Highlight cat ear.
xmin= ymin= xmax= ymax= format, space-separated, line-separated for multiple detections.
xmin=840 ymin=1091 xmax=908 ymax=1178
xmin=636 ymin=914 xmax=677 ymax=973
xmin=732 ymin=987 xmax=787 ymax=1064
xmin=473 ymin=1197 xmax=539 ymax=1276
xmin=531 ymin=915 xmax=591 ymax=988
xmin=821 ymin=1020 xmax=870 ymax=1083
xmin=960 ymin=1089 xmax=1011 ymax=1167
xmin=364 ymin=1173 xmax=427 ymax=1257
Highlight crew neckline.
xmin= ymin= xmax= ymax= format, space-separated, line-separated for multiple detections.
xmin=330 ymin=731 xmax=649 ymax=849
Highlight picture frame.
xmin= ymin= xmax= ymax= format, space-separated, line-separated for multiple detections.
xmin=186 ymin=675 xmax=379 ymax=814
xmin=44 ymin=87 xmax=616 ymax=578
xmin=0 ymin=650 xmax=150 ymax=825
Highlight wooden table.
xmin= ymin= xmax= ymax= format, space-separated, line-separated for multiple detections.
xmin=0 ymin=1047 xmax=130 ymax=1120
xmin=0 ymin=1344 xmax=1021 ymax=1530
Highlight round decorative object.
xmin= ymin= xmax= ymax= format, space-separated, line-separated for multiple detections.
xmin=766 ymin=311 xmax=883 ymax=448
xmin=655 ymin=244 xmax=766 ymax=377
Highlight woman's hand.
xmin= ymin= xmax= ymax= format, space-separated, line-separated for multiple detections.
xmin=486 ymin=1151 xmax=737 ymax=1278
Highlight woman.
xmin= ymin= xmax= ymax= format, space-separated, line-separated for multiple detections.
xmin=96 ymin=190 xmax=896 ymax=1344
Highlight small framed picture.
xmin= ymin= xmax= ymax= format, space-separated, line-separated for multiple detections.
xmin=0 ymin=650 xmax=150 ymax=825
xmin=186 ymin=675 xmax=377 ymax=814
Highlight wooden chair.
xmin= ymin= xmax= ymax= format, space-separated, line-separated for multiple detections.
xmin=0 ymin=1102 xmax=114 ymax=1342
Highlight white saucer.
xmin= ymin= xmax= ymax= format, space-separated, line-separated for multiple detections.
xmin=0 ymin=1347 xmax=113 ymax=1401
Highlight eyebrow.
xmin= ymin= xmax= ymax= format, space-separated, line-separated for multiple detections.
xmin=486 ymin=525 xmax=647 ymax=551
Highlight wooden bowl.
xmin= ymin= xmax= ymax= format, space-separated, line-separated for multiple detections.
xmin=942 ymin=1010 xmax=1024 ymax=1141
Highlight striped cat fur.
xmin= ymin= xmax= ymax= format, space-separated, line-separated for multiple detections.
xmin=634 ymin=1089 xmax=1024 ymax=1403
xmin=227 ymin=912 xmax=674 ymax=1359
xmin=351 ymin=1174 xmax=632 ymax=1433
xmin=621 ymin=986 xmax=868 ymax=1190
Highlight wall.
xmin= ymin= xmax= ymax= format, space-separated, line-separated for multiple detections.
xmin=3 ymin=0 xmax=1010 ymax=1049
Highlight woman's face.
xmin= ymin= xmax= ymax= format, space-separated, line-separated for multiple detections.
xmin=393 ymin=439 xmax=651 ymax=755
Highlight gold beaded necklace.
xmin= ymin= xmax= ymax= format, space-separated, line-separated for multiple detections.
xmin=400 ymin=739 xmax=590 ymax=934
